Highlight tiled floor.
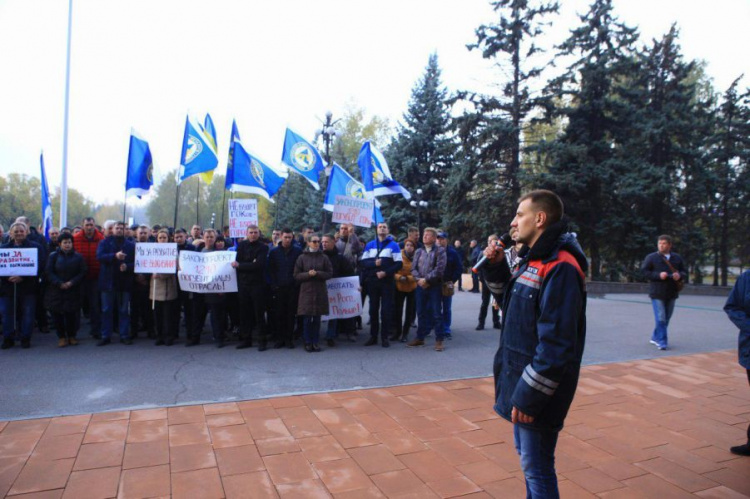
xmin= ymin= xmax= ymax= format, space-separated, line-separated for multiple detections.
xmin=1 ymin=350 xmax=748 ymax=498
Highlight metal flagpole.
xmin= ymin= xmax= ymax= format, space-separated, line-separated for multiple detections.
xmin=220 ymin=188 xmax=227 ymax=229
xmin=172 ymin=173 xmax=181 ymax=230
xmin=60 ymin=0 xmax=73 ymax=228
xmin=196 ymin=177 xmax=200 ymax=226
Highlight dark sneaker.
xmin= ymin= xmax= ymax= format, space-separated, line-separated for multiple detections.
xmin=236 ymin=341 xmax=253 ymax=350
xmin=326 ymin=339 xmax=336 ymax=347
xmin=730 ymin=443 xmax=750 ymax=456
xmin=121 ymin=338 xmax=133 ymax=345
xmin=364 ymin=337 xmax=378 ymax=346
xmin=258 ymin=343 xmax=267 ymax=352
xmin=304 ymin=344 xmax=313 ymax=352
xmin=155 ymin=339 xmax=165 ymax=346
xmin=97 ymin=338 xmax=111 ymax=347
xmin=21 ymin=338 xmax=31 ymax=349
xmin=381 ymin=338 xmax=390 ymax=348
xmin=273 ymin=341 xmax=285 ymax=349
xmin=475 ymin=323 xmax=484 ymax=331
xmin=312 ymin=344 xmax=321 ymax=352
xmin=1 ymin=338 xmax=14 ymax=350
xmin=165 ymin=339 xmax=174 ymax=346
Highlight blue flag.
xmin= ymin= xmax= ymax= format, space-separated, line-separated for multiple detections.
xmin=125 ymin=129 xmax=154 ymax=199
xmin=323 ymin=163 xmax=367 ymax=211
xmin=373 ymin=204 xmax=384 ymax=224
xmin=179 ymin=115 xmax=219 ymax=182
xmin=40 ymin=152 xmax=53 ymax=241
xmin=280 ymin=127 xmax=325 ymax=190
xmin=229 ymin=140 xmax=288 ymax=202
xmin=357 ymin=141 xmax=411 ymax=199
xmin=224 ymin=120 xmax=241 ymax=190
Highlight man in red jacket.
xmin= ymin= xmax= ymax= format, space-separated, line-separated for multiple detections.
xmin=73 ymin=217 xmax=104 ymax=338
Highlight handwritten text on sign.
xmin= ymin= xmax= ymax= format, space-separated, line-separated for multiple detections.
xmin=228 ymin=199 xmax=259 ymax=238
xmin=0 ymin=248 xmax=38 ymax=277
xmin=134 ymin=243 xmax=178 ymax=274
xmin=332 ymin=196 xmax=374 ymax=228
xmin=178 ymin=251 xmax=238 ymax=293
xmin=322 ymin=276 xmax=362 ymax=320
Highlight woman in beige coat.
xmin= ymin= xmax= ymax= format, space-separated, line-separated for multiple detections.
xmin=150 ymin=229 xmax=179 ymax=345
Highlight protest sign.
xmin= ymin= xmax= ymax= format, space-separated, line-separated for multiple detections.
xmin=228 ymin=198 xmax=259 ymax=238
xmin=0 ymin=248 xmax=38 ymax=277
xmin=178 ymin=251 xmax=237 ymax=293
xmin=134 ymin=243 xmax=178 ymax=274
xmin=332 ymin=195 xmax=374 ymax=228
xmin=322 ymin=276 xmax=362 ymax=320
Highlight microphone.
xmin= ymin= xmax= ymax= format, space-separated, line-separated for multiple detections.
xmin=471 ymin=233 xmax=512 ymax=274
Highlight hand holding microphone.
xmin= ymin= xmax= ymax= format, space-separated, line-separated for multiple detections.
xmin=472 ymin=233 xmax=513 ymax=274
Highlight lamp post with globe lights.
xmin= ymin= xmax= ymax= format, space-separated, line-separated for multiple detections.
xmin=410 ymin=188 xmax=428 ymax=234
xmin=314 ymin=111 xmax=341 ymax=233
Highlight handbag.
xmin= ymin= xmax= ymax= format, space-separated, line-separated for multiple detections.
xmin=442 ymin=281 xmax=455 ymax=297
xmin=662 ymin=256 xmax=685 ymax=292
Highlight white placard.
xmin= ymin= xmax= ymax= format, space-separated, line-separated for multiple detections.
xmin=332 ymin=195 xmax=374 ymax=228
xmin=322 ymin=276 xmax=362 ymax=320
xmin=0 ymin=248 xmax=38 ymax=276
xmin=134 ymin=243 xmax=178 ymax=274
xmin=178 ymin=251 xmax=238 ymax=293
xmin=228 ymin=199 xmax=259 ymax=238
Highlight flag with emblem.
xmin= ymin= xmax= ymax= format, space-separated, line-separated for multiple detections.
xmin=229 ymin=139 xmax=287 ymax=202
xmin=40 ymin=152 xmax=53 ymax=241
xmin=200 ymin=113 xmax=218 ymax=184
xmin=323 ymin=163 xmax=367 ymax=211
xmin=373 ymin=204 xmax=384 ymax=224
xmin=280 ymin=127 xmax=325 ymax=190
xmin=125 ymin=129 xmax=154 ymax=198
xmin=357 ymin=141 xmax=411 ymax=199
xmin=224 ymin=120 xmax=241 ymax=190
xmin=179 ymin=115 xmax=219 ymax=182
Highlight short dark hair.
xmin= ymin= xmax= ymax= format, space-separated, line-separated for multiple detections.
xmin=58 ymin=233 xmax=74 ymax=244
xmin=83 ymin=217 xmax=95 ymax=224
xmin=518 ymin=189 xmax=564 ymax=226
xmin=658 ymin=234 xmax=672 ymax=244
xmin=281 ymin=228 xmax=293 ymax=235
xmin=152 ymin=224 xmax=162 ymax=231
xmin=175 ymin=228 xmax=187 ymax=235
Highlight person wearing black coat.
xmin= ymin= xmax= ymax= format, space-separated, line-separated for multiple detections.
xmin=232 ymin=225 xmax=270 ymax=351
xmin=174 ymin=229 xmax=196 ymax=339
xmin=268 ymin=229 xmax=303 ymax=348
xmin=322 ymin=234 xmax=354 ymax=347
xmin=1 ymin=222 xmax=44 ymax=349
xmin=45 ymin=233 xmax=87 ymax=346
xmin=640 ymin=235 xmax=687 ymax=351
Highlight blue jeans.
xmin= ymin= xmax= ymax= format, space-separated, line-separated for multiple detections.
xmin=325 ymin=319 xmax=337 ymax=339
xmin=303 ymin=316 xmax=321 ymax=345
xmin=650 ymin=298 xmax=675 ymax=348
xmin=441 ymin=294 xmax=452 ymax=334
xmin=101 ymin=291 xmax=131 ymax=340
xmin=2 ymin=294 xmax=36 ymax=339
xmin=514 ymin=424 xmax=560 ymax=499
xmin=415 ymin=286 xmax=444 ymax=341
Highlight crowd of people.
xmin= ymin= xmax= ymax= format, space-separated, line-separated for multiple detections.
xmin=0 ymin=216 xmax=482 ymax=353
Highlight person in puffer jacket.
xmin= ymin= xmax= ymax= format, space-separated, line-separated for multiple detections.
xmin=483 ymin=190 xmax=587 ymax=499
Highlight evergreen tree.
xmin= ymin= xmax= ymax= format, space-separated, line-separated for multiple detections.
xmin=386 ymin=54 xmax=456 ymax=233
xmin=541 ymin=0 xmax=640 ymax=279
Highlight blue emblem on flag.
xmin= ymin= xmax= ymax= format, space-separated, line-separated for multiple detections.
xmin=357 ymin=141 xmax=411 ymax=199
xmin=229 ymin=140 xmax=287 ymax=202
xmin=281 ymin=128 xmax=325 ymax=190
xmin=125 ymin=129 xmax=154 ymax=199
xmin=324 ymin=163 xmax=380 ymax=212
xmin=224 ymin=120 xmax=242 ymax=190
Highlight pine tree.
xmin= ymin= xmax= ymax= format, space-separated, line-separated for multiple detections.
xmin=385 ymin=54 xmax=456 ymax=233
xmin=541 ymin=0 xmax=640 ymax=279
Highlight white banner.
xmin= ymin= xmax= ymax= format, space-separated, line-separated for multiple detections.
xmin=0 ymin=248 xmax=38 ymax=277
xmin=134 ymin=243 xmax=178 ymax=274
xmin=332 ymin=195 xmax=374 ymax=228
xmin=228 ymin=198 xmax=259 ymax=238
xmin=322 ymin=276 xmax=362 ymax=321
xmin=178 ymin=251 xmax=238 ymax=293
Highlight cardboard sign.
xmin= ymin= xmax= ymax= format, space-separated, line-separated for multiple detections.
xmin=134 ymin=243 xmax=178 ymax=274
xmin=178 ymin=251 xmax=238 ymax=293
xmin=228 ymin=199 xmax=259 ymax=238
xmin=0 ymin=248 xmax=38 ymax=277
xmin=322 ymin=276 xmax=362 ymax=320
xmin=332 ymin=195 xmax=374 ymax=228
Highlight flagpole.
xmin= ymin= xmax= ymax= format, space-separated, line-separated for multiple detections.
xmin=122 ymin=194 xmax=127 ymax=224
xmin=196 ymin=177 xmax=200 ymax=226
xmin=173 ymin=172 xmax=181 ymax=230
xmin=220 ymin=187 xmax=227 ymax=229
xmin=59 ymin=0 xmax=74 ymax=228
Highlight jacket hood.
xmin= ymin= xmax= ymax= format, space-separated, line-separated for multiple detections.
xmin=526 ymin=217 xmax=588 ymax=274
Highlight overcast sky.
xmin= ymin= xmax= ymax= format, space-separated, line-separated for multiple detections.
xmin=1 ymin=0 xmax=748 ymax=213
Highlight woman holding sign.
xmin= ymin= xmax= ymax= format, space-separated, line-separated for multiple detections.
xmin=294 ymin=234 xmax=333 ymax=352
xmin=150 ymin=230 xmax=179 ymax=346
xmin=45 ymin=233 xmax=87 ymax=347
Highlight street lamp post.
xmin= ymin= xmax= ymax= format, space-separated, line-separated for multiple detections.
xmin=409 ymin=188 xmax=428 ymax=234
xmin=315 ymin=110 xmax=341 ymax=234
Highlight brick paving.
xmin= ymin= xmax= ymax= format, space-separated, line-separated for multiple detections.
xmin=1 ymin=350 xmax=748 ymax=498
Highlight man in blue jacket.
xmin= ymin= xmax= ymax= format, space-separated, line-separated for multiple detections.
xmin=268 ymin=228 xmax=302 ymax=349
xmin=483 ymin=190 xmax=587 ymax=498
xmin=641 ymin=235 xmax=686 ymax=350
xmin=437 ymin=232 xmax=462 ymax=340
xmin=724 ymin=270 xmax=750 ymax=456
xmin=360 ymin=222 xmax=402 ymax=347
xmin=96 ymin=221 xmax=135 ymax=346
